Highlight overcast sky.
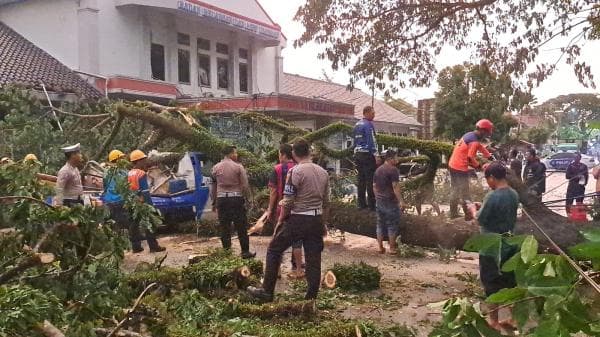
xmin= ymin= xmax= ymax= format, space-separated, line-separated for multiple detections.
xmin=258 ymin=0 xmax=600 ymax=106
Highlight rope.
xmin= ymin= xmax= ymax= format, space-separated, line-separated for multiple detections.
xmin=520 ymin=207 xmax=600 ymax=295
xmin=541 ymin=192 xmax=598 ymax=205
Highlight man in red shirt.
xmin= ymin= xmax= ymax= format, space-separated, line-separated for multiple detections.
xmin=448 ymin=119 xmax=494 ymax=218
xmin=265 ymin=144 xmax=304 ymax=278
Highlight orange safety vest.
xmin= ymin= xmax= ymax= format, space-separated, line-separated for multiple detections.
xmin=127 ymin=168 xmax=146 ymax=191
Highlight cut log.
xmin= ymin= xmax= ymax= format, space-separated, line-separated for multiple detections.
xmin=230 ymin=265 xmax=252 ymax=289
xmin=38 ymin=320 xmax=65 ymax=337
xmin=238 ymin=266 xmax=251 ymax=278
xmin=323 ymin=270 xmax=337 ymax=289
xmin=248 ymin=212 xmax=268 ymax=235
xmin=38 ymin=253 xmax=55 ymax=264
xmin=236 ymin=300 xmax=317 ymax=319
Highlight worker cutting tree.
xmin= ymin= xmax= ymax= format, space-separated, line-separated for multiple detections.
xmin=447 ymin=119 xmax=495 ymax=218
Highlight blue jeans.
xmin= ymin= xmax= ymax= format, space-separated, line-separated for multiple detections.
xmin=376 ymin=202 xmax=400 ymax=238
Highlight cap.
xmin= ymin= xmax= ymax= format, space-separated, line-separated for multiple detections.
xmin=61 ymin=143 xmax=81 ymax=154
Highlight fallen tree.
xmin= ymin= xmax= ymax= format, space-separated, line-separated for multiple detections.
xmin=113 ymin=102 xmax=594 ymax=250
xmin=1 ymin=89 xmax=593 ymax=251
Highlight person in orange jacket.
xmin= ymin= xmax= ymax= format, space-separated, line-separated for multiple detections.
xmin=127 ymin=150 xmax=165 ymax=253
xmin=447 ymin=119 xmax=494 ymax=218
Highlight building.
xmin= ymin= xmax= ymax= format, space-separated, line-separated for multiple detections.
xmin=0 ymin=0 xmax=419 ymax=142
xmin=0 ymin=0 xmax=284 ymax=101
xmin=417 ymin=98 xmax=435 ymax=139
xmin=0 ymin=22 xmax=101 ymax=100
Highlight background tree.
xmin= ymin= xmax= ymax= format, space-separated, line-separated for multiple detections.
xmin=525 ymin=125 xmax=553 ymax=147
xmin=433 ymin=64 xmax=518 ymax=141
xmin=295 ymin=0 xmax=600 ymax=93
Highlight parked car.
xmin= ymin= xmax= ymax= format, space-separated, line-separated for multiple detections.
xmin=542 ymin=152 xmax=596 ymax=171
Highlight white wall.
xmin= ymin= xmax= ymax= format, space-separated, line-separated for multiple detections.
xmin=96 ymin=1 xmax=144 ymax=78
xmin=256 ymin=45 xmax=278 ymax=94
xmin=0 ymin=0 xmax=283 ymax=99
xmin=0 ymin=0 xmax=79 ymax=69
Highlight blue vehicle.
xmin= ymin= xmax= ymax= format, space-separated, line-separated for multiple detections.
xmin=44 ymin=152 xmax=211 ymax=224
xmin=149 ymin=152 xmax=210 ymax=223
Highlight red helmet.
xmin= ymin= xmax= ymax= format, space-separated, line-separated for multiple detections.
xmin=476 ymin=119 xmax=494 ymax=133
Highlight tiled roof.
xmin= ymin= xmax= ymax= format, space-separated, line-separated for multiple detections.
xmin=0 ymin=22 xmax=101 ymax=99
xmin=282 ymin=73 xmax=420 ymax=126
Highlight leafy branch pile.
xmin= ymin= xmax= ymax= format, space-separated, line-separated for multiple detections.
xmin=430 ymin=231 xmax=600 ymax=336
xmin=331 ymin=262 xmax=381 ymax=293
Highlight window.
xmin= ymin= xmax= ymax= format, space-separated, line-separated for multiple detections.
xmin=239 ymin=48 xmax=249 ymax=93
xmin=198 ymin=54 xmax=210 ymax=87
xmin=150 ymin=43 xmax=165 ymax=81
xmin=197 ymin=38 xmax=210 ymax=51
xmin=239 ymin=48 xmax=248 ymax=60
xmin=239 ymin=63 xmax=248 ymax=93
xmin=216 ymin=42 xmax=229 ymax=55
xmin=178 ymin=49 xmax=190 ymax=84
xmin=217 ymin=58 xmax=229 ymax=89
xmin=177 ymin=33 xmax=190 ymax=46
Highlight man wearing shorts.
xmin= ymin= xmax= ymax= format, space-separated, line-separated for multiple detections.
xmin=373 ymin=149 xmax=406 ymax=254
xmin=466 ymin=162 xmax=519 ymax=331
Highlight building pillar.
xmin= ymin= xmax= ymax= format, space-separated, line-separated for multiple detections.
xmin=275 ymin=45 xmax=283 ymax=94
xmin=77 ymin=0 xmax=100 ymax=73
xmin=249 ymin=38 xmax=259 ymax=95
xmin=230 ymin=31 xmax=240 ymax=96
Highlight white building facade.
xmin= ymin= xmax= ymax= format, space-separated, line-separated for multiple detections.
xmin=0 ymin=0 xmax=285 ymax=101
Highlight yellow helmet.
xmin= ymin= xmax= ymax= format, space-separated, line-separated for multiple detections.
xmin=24 ymin=154 xmax=38 ymax=162
xmin=108 ymin=150 xmax=125 ymax=163
xmin=129 ymin=149 xmax=147 ymax=162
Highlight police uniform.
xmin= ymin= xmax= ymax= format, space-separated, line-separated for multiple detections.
xmin=55 ymin=144 xmax=83 ymax=207
xmin=211 ymin=156 xmax=253 ymax=256
xmin=260 ymin=159 xmax=330 ymax=300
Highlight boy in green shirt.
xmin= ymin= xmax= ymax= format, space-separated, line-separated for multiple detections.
xmin=467 ymin=162 xmax=520 ymax=331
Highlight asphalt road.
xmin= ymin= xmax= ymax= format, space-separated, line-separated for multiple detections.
xmin=542 ymin=167 xmax=597 ymax=216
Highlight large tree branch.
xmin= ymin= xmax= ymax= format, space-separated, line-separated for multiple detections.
xmin=93 ymin=113 xmax=125 ymax=162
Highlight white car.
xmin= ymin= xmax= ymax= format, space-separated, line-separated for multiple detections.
xmin=542 ymin=152 xmax=596 ymax=171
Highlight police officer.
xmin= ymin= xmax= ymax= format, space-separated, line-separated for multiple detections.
xmin=353 ymin=106 xmax=378 ymax=210
xmin=248 ymin=138 xmax=330 ymax=302
xmin=54 ymin=143 xmax=84 ymax=207
xmin=211 ymin=145 xmax=255 ymax=259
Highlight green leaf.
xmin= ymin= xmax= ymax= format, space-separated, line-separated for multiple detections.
xmin=581 ymin=228 xmax=600 ymax=242
xmin=463 ymin=233 xmax=501 ymax=252
xmin=521 ymin=236 xmax=538 ymax=264
xmin=486 ymin=287 xmax=527 ymax=304
xmin=535 ymin=317 xmax=560 ymax=337
xmin=512 ymin=300 xmax=530 ymax=330
xmin=543 ymin=261 xmax=556 ymax=277
xmin=527 ymin=286 xmax=571 ymax=297
xmin=503 ymin=235 xmax=527 ymax=247
xmin=501 ymin=252 xmax=521 ymax=272
xmin=569 ymin=242 xmax=600 ymax=260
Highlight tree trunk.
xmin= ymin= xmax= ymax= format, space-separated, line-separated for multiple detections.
xmin=330 ymin=170 xmax=596 ymax=251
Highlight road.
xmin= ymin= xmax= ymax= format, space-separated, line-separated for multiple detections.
xmin=542 ymin=167 xmax=597 ymax=217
